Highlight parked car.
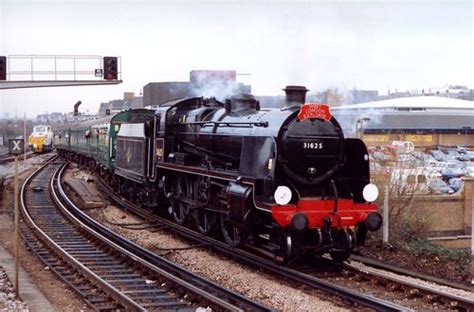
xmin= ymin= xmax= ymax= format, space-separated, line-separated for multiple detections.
xmin=448 ymin=178 xmax=463 ymax=193
xmin=431 ymin=150 xmax=447 ymax=162
xmin=456 ymin=146 xmax=468 ymax=153
xmin=456 ymin=153 xmax=471 ymax=161
xmin=428 ymin=179 xmax=454 ymax=194
xmin=371 ymin=150 xmax=393 ymax=162
xmin=441 ymin=167 xmax=464 ymax=180
xmin=465 ymin=151 xmax=474 ymax=161
xmin=463 ymin=161 xmax=474 ymax=177
xmin=445 ymin=150 xmax=460 ymax=162
xmin=391 ymin=141 xmax=415 ymax=153
xmin=425 ymin=159 xmax=443 ymax=172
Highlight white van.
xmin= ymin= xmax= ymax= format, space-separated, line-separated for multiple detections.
xmin=391 ymin=141 xmax=415 ymax=154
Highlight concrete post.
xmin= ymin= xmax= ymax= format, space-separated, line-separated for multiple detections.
xmin=463 ymin=178 xmax=474 ymax=284
xmin=383 ymin=185 xmax=389 ymax=243
xmin=463 ymin=178 xmax=474 ymax=235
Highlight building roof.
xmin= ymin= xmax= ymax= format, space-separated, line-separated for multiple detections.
xmin=331 ymin=96 xmax=474 ymax=133
xmin=333 ymin=95 xmax=474 ymax=110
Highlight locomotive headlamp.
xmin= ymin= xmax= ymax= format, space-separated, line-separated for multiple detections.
xmin=362 ymin=183 xmax=379 ymax=202
xmin=290 ymin=213 xmax=308 ymax=231
xmin=274 ymin=186 xmax=292 ymax=205
xmin=365 ymin=212 xmax=383 ymax=231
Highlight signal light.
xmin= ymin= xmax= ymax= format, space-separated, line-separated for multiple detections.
xmin=0 ymin=56 xmax=6 ymax=81
xmin=103 ymin=56 xmax=118 ymax=80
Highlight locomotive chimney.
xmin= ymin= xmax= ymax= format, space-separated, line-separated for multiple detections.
xmin=283 ymin=85 xmax=309 ymax=109
xmin=73 ymin=101 xmax=82 ymax=116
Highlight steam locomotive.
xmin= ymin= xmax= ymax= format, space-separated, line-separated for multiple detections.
xmin=55 ymin=86 xmax=382 ymax=262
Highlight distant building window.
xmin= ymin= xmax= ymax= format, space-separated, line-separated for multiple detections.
xmin=395 ymin=107 xmax=425 ymax=112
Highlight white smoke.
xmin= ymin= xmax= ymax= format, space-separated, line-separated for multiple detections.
xmin=332 ymin=106 xmax=386 ymax=138
xmin=189 ymin=71 xmax=245 ymax=102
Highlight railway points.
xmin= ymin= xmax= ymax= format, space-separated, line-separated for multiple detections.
xmin=19 ymin=158 xmax=271 ymax=311
xmin=91 ymin=173 xmax=473 ymax=311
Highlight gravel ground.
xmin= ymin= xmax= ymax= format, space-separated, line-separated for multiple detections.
xmin=95 ymin=205 xmax=348 ymax=311
xmin=66 ymin=165 xmax=474 ymax=311
xmin=0 ymin=154 xmax=93 ymax=312
xmin=359 ymin=240 xmax=471 ymax=285
xmin=65 ymin=169 xmax=348 ymax=311
xmin=0 ymin=153 xmax=50 ymax=182
xmin=0 ymin=154 xmax=51 ymax=312
xmin=0 ymin=267 xmax=28 ymax=311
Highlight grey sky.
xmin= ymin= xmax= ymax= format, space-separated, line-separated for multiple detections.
xmin=0 ymin=0 xmax=472 ymax=118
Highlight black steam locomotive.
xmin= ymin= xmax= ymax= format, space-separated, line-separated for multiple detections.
xmin=56 ymin=86 xmax=382 ymax=262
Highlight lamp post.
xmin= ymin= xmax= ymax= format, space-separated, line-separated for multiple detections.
xmin=462 ymin=126 xmax=471 ymax=147
xmin=356 ymin=117 xmax=371 ymax=139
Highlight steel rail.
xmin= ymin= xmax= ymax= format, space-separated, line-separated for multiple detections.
xmin=20 ymin=160 xmax=145 ymax=311
xmin=343 ymin=260 xmax=474 ymax=310
xmin=96 ymin=177 xmax=409 ymax=311
xmin=55 ymin=163 xmax=271 ymax=312
xmin=350 ymin=254 xmax=473 ymax=292
xmin=0 ymin=151 xmax=34 ymax=164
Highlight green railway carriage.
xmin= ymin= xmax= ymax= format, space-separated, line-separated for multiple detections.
xmin=54 ymin=109 xmax=155 ymax=171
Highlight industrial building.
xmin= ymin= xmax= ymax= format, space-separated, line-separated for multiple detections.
xmin=143 ymin=70 xmax=251 ymax=107
xmin=331 ymin=96 xmax=474 ymax=148
xmin=98 ymin=92 xmax=143 ymax=115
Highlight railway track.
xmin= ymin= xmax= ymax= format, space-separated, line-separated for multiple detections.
xmin=341 ymin=260 xmax=473 ymax=310
xmin=0 ymin=150 xmax=35 ymax=164
xmin=20 ymin=159 xmax=270 ymax=311
xmin=350 ymin=254 xmax=473 ymax=292
xmin=93 ymin=173 xmax=474 ymax=311
xmin=94 ymin=175 xmax=415 ymax=311
xmin=294 ymin=256 xmax=474 ymax=311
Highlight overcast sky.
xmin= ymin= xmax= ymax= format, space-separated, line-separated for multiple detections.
xmin=0 ymin=0 xmax=472 ymax=118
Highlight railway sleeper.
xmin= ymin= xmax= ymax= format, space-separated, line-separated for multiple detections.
xmin=116 ymin=284 xmax=161 ymax=291
xmin=106 ymin=278 xmax=149 ymax=284
xmin=72 ymin=254 xmax=113 ymax=259
xmin=68 ymin=249 xmax=109 ymax=254
xmin=102 ymin=274 xmax=143 ymax=280
xmin=142 ymin=301 xmax=190 ymax=309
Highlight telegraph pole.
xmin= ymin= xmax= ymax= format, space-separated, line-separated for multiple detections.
xmin=23 ymin=113 xmax=26 ymax=162
xmin=8 ymin=138 xmax=24 ymax=297
xmin=14 ymin=154 xmax=19 ymax=297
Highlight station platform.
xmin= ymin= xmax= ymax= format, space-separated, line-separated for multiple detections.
xmin=0 ymin=245 xmax=56 ymax=311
